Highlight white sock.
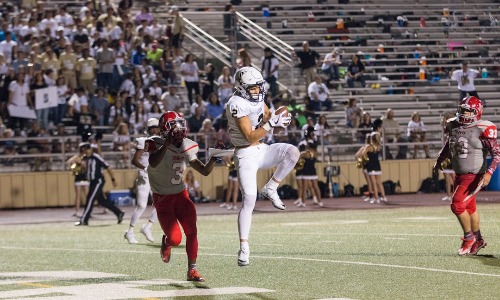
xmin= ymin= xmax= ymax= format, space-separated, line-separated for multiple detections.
xmin=144 ymin=221 xmax=152 ymax=230
xmin=240 ymin=241 xmax=249 ymax=252
xmin=128 ymin=226 xmax=134 ymax=234
xmin=265 ymin=180 xmax=279 ymax=190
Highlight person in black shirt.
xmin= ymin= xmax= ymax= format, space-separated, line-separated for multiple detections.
xmin=294 ymin=41 xmax=320 ymax=89
xmin=347 ymin=55 xmax=366 ymax=88
xmin=75 ymin=143 xmax=125 ymax=226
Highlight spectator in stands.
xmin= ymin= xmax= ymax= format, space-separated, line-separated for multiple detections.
xmin=236 ymin=48 xmax=252 ymax=68
xmin=200 ymin=63 xmax=215 ymax=101
xmin=321 ymin=47 xmax=341 ymax=83
xmin=206 ymin=93 xmax=224 ymax=120
xmin=180 ymin=54 xmax=200 ymax=104
xmin=407 ymin=111 xmax=431 ymax=159
xmin=295 ymin=41 xmax=320 ymax=88
xmin=382 ymin=108 xmax=407 ymax=159
xmin=160 ymin=49 xmax=176 ymax=85
xmin=130 ymin=45 xmax=145 ymax=67
xmin=0 ymin=128 xmax=17 ymax=166
xmin=307 ymin=75 xmax=332 ymax=111
xmin=223 ymin=4 xmax=236 ymax=43
xmin=170 ymin=5 xmax=185 ymax=61
xmin=345 ymin=98 xmax=362 ymax=128
xmin=129 ymin=101 xmax=148 ymax=134
xmin=135 ymin=6 xmax=153 ymax=25
xmin=218 ymin=66 xmax=234 ymax=104
xmin=89 ymin=87 xmax=109 ymax=126
xmin=12 ymin=50 xmax=29 ymax=73
xmin=27 ymin=121 xmax=51 ymax=171
xmin=161 ymin=85 xmax=183 ymax=112
xmin=8 ymin=72 xmax=31 ymax=130
xmin=146 ymin=43 xmax=163 ymax=70
xmin=357 ymin=112 xmax=373 ymax=144
xmin=346 ymin=55 xmax=366 ymax=89
xmin=450 ymin=61 xmax=481 ymax=102
xmin=261 ymin=47 xmax=279 ymax=97
xmin=95 ymin=39 xmax=115 ymax=90
xmin=119 ymin=72 xmax=135 ymax=96
xmin=190 ymin=94 xmax=206 ymax=117
xmin=112 ymin=122 xmax=131 ymax=166
xmin=187 ymin=106 xmax=205 ymax=133
xmin=108 ymin=97 xmax=128 ymax=127
xmin=30 ymin=71 xmax=50 ymax=130
xmin=76 ymin=48 xmax=97 ymax=96
xmin=59 ymin=43 xmax=78 ymax=90
xmin=198 ymin=118 xmax=217 ymax=150
xmin=0 ymin=31 xmax=17 ymax=64
xmin=41 ymin=46 xmax=60 ymax=81
xmin=314 ymin=115 xmax=331 ymax=144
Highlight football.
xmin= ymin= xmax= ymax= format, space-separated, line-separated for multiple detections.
xmin=273 ymin=106 xmax=290 ymax=134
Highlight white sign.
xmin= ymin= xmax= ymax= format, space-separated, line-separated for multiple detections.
xmin=7 ymin=104 xmax=37 ymax=119
xmin=35 ymin=87 xmax=58 ymax=110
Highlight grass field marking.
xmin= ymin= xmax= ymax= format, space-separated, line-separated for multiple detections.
xmin=2 ymin=246 xmax=500 ymax=279
xmin=282 ymin=220 xmax=369 ymax=226
xmin=252 ymin=231 xmax=458 ymax=237
xmin=383 ymin=237 xmax=408 ymax=240
xmin=18 ymin=282 xmax=53 ymax=288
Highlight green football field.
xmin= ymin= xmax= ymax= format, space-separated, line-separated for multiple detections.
xmin=1 ymin=205 xmax=500 ymax=300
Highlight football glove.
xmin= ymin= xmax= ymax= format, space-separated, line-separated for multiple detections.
xmin=268 ymin=110 xmax=291 ymax=129
xmin=144 ymin=136 xmax=165 ymax=153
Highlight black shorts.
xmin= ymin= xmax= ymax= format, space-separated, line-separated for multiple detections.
xmin=172 ymin=33 xmax=183 ymax=48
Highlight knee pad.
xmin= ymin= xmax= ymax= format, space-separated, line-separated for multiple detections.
xmin=287 ymin=145 xmax=300 ymax=162
xmin=450 ymin=202 xmax=466 ymax=215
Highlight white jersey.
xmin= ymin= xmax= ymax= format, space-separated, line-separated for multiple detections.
xmin=226 ymin=94 xmax=265 ymax=147
xmin=135 ymin=137 xmax=150 ymax=175
xmin=147 ymin=138 xmax=199 ymax=195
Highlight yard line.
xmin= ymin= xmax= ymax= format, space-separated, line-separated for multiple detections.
xmin=1 ymin=246 xmax=500 ymax=278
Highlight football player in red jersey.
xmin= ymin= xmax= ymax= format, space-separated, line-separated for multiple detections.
xmin=434 ymin=96 xmax=500 ymax=255
xmin=145 ymin=111 xmax=219 ymax=282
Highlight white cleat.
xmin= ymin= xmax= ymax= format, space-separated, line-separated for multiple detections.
xmin=140 ymin=225 xmax=155 ymax=242
xmin=124 ymin=232 xmax=138 ymax=244
xmin=442 ymin=196 xmax=451 ymax=201
xmin=238 ymin=249 xmax=250 ymax=266
xmin=261 ymin=186 xmax=286 ymax=210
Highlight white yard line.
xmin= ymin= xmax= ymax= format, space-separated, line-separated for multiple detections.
xmin=1 ymin=246 xmax=500 ymax=278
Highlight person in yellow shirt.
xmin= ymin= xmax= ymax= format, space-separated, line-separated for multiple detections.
xmin=146 ymin=43 xmax=163 ymax=69
xmin=41 ymin=46 xmax=61 ymax=81
xmin=59 ymin=43 xmax=78 ymax=90
xmin=76 ymin=48 xmax=97 ymax=95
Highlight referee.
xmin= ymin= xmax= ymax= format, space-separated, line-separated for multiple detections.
xmin=75 ymin=143 xmax=125 ymax=226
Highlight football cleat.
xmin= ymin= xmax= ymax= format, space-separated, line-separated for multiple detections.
xmin=74 ymin=221 xmax=88 ymax=226
xmin=261 ymin=186 xmax=285 ymax=210
xmin=458 ymin=237 xmax=476 ymax=256
xmin=124 ymin=232 xmax=138 ymax=244
xmin=441 ymin=196 xmax=451 ymax=201
xmin=238 ymin=249 xmax=250 ymax=267
xmin=160 ymin=235 xmax=172 ymax=263
xmin=140 ymin=224 xmax=154 ymax=242
xmin=117 ymin=212 xmax=125 ymax=224
xmin=187 ymin=269 xmax=205 ymax=282
xmin=468 ymin=239 xmax=487 ymax=256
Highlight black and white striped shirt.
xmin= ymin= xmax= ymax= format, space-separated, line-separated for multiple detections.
xmin=84 ymin=153 xmax=110 ymax=181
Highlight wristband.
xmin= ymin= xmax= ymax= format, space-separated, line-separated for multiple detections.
xmin=262 ymin=122 xmax=272 ymax=131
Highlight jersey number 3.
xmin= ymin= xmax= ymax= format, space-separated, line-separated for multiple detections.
xmin=171 ymin=162 xmax=184 ymax=185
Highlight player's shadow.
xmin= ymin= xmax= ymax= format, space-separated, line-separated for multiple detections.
xmin=470 ymin=254 xmax=500 ymax=268
xmin=144 ymin=244 xmax=186 ymax=250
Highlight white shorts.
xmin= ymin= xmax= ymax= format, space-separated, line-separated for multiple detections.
xmin=228 ymin=175 xmax=238 ymax=182
xmin=302 ymin=175 xmax=318 ymax=180
xmin=295 ymin=175 xmax=304 ymax=180
xmin=367 ymin=170 xmax=382 ymax=176
xmin=442 ymin=169 xmax=455 ymax=174
xmin=75 ymin=181 xmax=89 ymax=187
xmin=235 ymin=143 xmax=295 ymax=197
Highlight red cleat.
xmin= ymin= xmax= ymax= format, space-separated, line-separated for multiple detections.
xmin=458 ymin=237 xmax=476 ymax=256
xmin=160 ymin=235 xmax=171 ymax=263
xmin=468 ymin=239 xmax=487 ymax=255
xmin=187 ymin=269 xmax=205 ymax=282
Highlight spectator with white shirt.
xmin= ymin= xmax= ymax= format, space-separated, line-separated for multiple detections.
xmin=307 ymin=75 xmax=332 ymax=111
xmin=161 ymin=85 xmax=182 ymax=112
xmin=55 ymin=77 xmax=70 ymax=125
xmin=261 ymin=47 xmax=279 ymax=97
xmin=407 ymin=111 xmax=430 ymax=159
xmin=321 ymin=47 xmax=341 ymax=82
xmin=95 ymin=39 xmax=115 ymax=90
xmin=8 ymin=72 xmax=31 ymax=130
xmin=450 ymin=61 xmax=480 ymax=102
xmin=0 ymin=31 xmax=17 ymax=64
xmin=67 ymin=87 xmax=89 ymax=118
xmin=217 ymin=66 xmax=234 ymax=104
xmin=180 ymin=54 xmax=200 ymax=104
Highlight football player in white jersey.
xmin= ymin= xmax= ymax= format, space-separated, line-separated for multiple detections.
xmin=226 ymin=66 xmax=300 ymax=266
xmin=124 ymin=118 xmax=160 ymax=244
xmin=145 ymin=111 xmax=219 ymax=282
xmin=434 ymin=96 xmax=500 ymax=256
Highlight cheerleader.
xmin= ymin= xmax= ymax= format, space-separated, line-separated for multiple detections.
xmin=359 ymin=133 xmax=387 ymax=204
xmin=355 ymin=133 xmax=374 ymax=202
xmin=220 ymin=154 xmax=239 ymax=210
xmin=295 ymin=126 xmax=323 ymax=207
xmin=66 ymin=143 xmax=90 ymax=217
xmin=440 ymin=111 xmax=455 ymax=201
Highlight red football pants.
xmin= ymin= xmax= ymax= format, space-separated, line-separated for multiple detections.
xmin=153 ymin=189 xmax=198 ymax=260
xmin=451 ymin=173 xmax=482 ymax=215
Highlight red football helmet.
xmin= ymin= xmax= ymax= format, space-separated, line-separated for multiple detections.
xmin=159 ymin=111 xmax=186 ymax=144
xmin=457 ymin=96 xmax=483 ymax=124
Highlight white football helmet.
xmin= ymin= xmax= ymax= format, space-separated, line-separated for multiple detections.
xmin=234 ymin=66 xmax=266 ymax=102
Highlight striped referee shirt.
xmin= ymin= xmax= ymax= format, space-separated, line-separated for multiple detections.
xmin=84 ymin=153 xmax=110 ymax=181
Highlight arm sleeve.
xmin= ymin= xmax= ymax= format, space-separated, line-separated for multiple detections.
xmin=480 ymin=123 xmax=500 ymax=175
xmin=436 ymin=141 xmax=451 ymax=166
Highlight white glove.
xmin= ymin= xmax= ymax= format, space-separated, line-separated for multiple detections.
xmin=268 ymin=110 xmax=292 ymax=129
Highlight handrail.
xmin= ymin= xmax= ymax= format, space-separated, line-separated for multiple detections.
xmin=181 ymin=15 xmax=233 ymax=66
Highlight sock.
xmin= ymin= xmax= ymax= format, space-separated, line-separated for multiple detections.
xmin=240 ymin=241 xmax=249 ymax=252
xmin=144 ymin=221 xmax=153 ymax=230
xmin=265 ymin=179 xmax=279 ymax=190
xmin=189 ymin=263 xmax=197 ymax=270
xmin=313 ymin=196 xmax=318 ymax=201
xmin=473 ymin=230 xmax=482 ymax=241
xmin=128 ymin=225 xmax=134 ymax=233
xmin=464 ymin=231 xmax=474 ymax=240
